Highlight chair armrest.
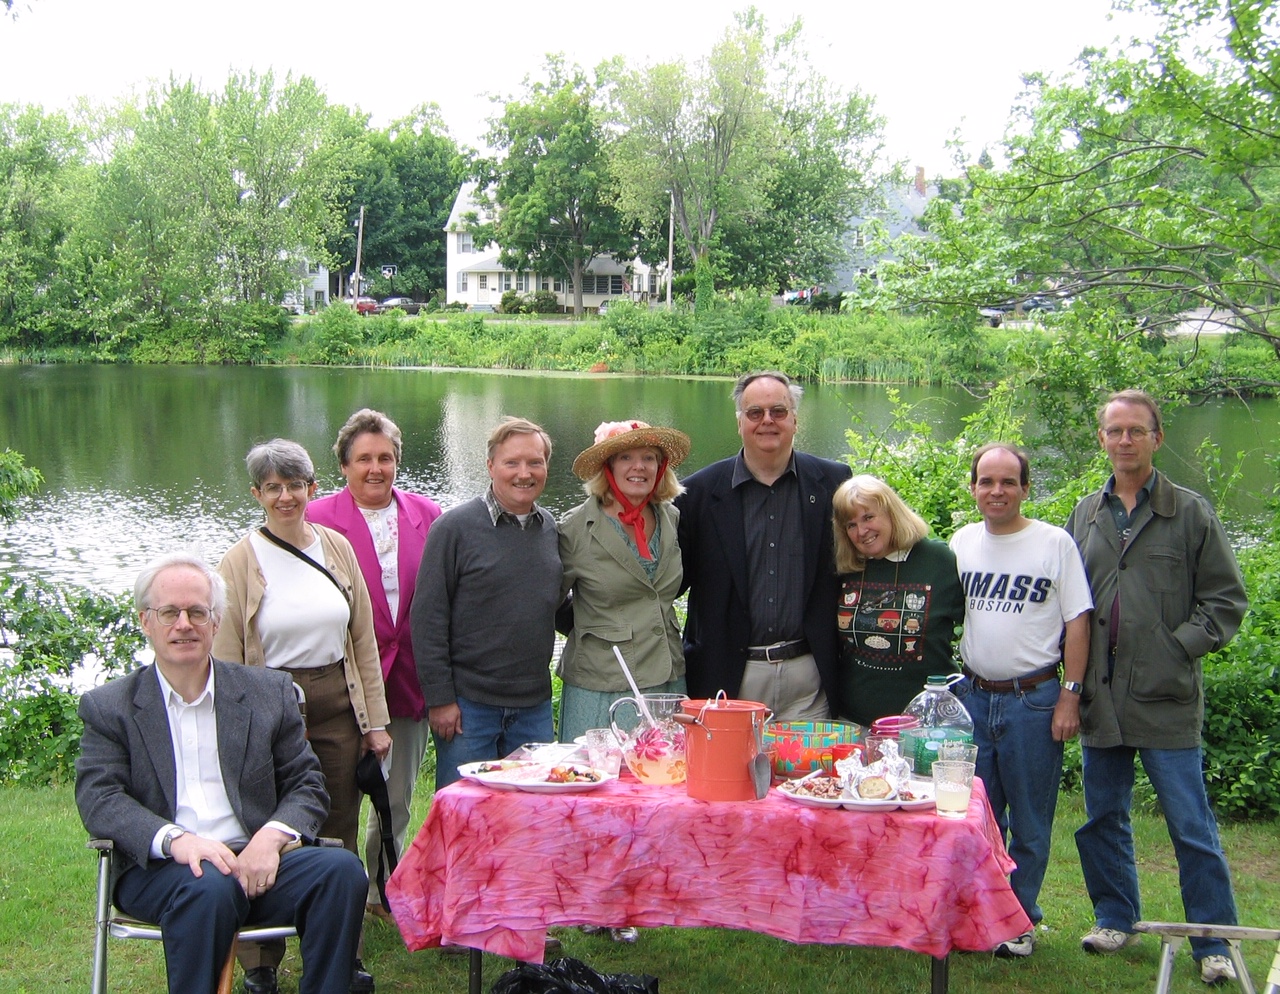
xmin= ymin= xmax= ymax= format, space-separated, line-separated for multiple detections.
xmin=314 ymin=837 xmax=343 ymax=848
xmin=88 ymin=839 xmax=115 ymax=853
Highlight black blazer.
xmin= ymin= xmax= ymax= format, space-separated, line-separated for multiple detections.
xmin=675 ymin=450 xmax=851 ymax=704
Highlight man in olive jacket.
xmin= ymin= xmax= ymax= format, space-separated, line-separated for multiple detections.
xmin=1066 ymin=390 xmax=1247 ymax=983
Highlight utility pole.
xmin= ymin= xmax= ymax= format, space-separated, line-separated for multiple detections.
xmin=666 ymin=190 xmax=674 ymax=309
xmin=353 ymin=205 xmax=366 ymax=298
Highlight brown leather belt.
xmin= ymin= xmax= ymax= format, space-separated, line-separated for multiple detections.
xmin=745 ymin=639 xmax=812 ymax=663
xmin=962 ymin=664 xmax=1058 ymax=694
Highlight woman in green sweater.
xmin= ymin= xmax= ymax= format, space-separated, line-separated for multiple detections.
xmin=832 ymin=475 xmax=965 ymax=727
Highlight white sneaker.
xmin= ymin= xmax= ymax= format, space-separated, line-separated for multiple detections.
xmin=1200 ymin=954 xmax=1237 ymax=985
xmin=994 ymin=930 xmax=1035 ymax=958
xmin=610 ymin=927 xmax=639 ymax=943
xmin=1081 ymin=926 xmax=1141 ymax=954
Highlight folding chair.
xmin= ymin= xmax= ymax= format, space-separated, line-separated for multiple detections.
xmin=1134 ymin=921 xmax=1280 ymax=994
xmin=88 ymin=683 xmax=325 ymax=994
xmin=88 ymin=838 xmax=298 ymax=994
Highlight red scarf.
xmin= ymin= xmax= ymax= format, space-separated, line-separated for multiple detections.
xmin=603 ymin=456 xmax=668 ymax=560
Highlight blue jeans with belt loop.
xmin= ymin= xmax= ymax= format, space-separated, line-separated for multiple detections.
xmin=1075 ymin=743 xmax=1238 ymax=960
xmin=955 ymin=674 xmax=1062 ymax=926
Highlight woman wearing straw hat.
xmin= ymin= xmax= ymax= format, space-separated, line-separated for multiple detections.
xmin=558 ymin=420 xmax=692 ymax=746
xmin=559 ymin=420 xmax=690 ymax=943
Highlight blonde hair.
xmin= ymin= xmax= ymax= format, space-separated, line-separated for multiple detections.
xmin=832 ymin=475 xmax=929 ymax=573
xmin=582 ymin=447 xmax=685 ymax=505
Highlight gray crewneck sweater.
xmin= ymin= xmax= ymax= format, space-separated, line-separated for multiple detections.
xmin=411 ymin=496 xmax=563 ymax=709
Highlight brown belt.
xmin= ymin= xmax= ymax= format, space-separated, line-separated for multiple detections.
xmin=962 ymin=664 xmax=1058 ymax=694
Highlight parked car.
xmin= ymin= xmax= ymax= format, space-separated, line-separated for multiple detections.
xmin=597 ymin=298 xmax=616 ymax=315
xmin=1023 ymin=295 xmax=1058 ymax=313
xmin=376 ymin=296 xmax=424 ymax=315
xmin=978 ymin=301 xmax=1017 ymax=327
xmin=342 ymin=296 xmax=378 ymax=315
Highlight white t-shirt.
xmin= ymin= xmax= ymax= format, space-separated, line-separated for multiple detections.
xmin=949 ymin=518 xmax=1093 ymax=679
xmin=249 ymin=531 xmax=350 ymax=670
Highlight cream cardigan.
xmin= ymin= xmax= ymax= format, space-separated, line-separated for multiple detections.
xmin=214 ymin=523 xmax=391 ymax=732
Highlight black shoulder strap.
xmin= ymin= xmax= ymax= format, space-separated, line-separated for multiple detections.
xmin=257 ymin=526 xmax=348 ymax=600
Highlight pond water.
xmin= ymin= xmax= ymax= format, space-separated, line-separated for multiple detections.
xmin=1 ymin=365 xmax=1275 ymax=593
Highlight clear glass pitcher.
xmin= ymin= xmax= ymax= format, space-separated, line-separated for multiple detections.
xmin=609 ymin=693 xmax=689 ymax=784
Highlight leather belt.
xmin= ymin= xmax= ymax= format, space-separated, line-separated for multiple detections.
xmin=962 ymin=664 xmax=1058 ymax=694
xmin=745 ymin=639 xmax=811 ymax=663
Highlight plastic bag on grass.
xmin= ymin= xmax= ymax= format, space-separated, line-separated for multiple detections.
xmin=490 ymin=956 xmax=658 ymax=994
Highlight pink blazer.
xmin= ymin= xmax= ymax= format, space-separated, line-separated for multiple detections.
xmin=308 ymin=486 xmax=442 ymax=721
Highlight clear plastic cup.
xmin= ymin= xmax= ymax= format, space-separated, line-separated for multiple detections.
xmin=585 ymin=728 xmax=623 ymax=776
xmin=932 ymin=760 xmax=975 ymax=819
xmin=937 ymin=741 xmax=979 ymax=765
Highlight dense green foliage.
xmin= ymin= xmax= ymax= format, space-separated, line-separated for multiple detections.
xmin=859 ymin=0 xmax=1280 ymax=384
xmin=0 ymin=448 xmax=41 ymax=522
xmin=0 ymin=575 xmax=142 ymax=784
xmin=607 ymin=9 xmax=885 ymax=301
xmin=472 ymin=59 xmax=637 ymax=317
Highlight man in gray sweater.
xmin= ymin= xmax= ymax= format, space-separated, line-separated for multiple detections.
xmin=411 ymin=417 xmax=563 ymax=789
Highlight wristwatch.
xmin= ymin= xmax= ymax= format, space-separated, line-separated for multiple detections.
xmin=1062 ymin=681 xmax=1083 ymax=695
xmin=161 ymin=826 xmax=186 ymax=858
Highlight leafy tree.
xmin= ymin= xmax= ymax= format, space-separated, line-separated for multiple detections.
xmin=607 ymin=11 xmax=775 ymax=307
xmin=0 ymin=448 xmax=41 ymax=521
xmin=713 ymin=25 xmax=885 ymax=292
xmin=0 ymin=104 xmax=83 ymax=345
xmin=471 ymin=58 xmax=635 ymax=316
xmin=340 ymin=105 xmax=462 ymax=299
xmin=63 ymin=71 xmax=358 ymax=351
xmin=607 ymin=10 xmax=883 ymax=303
xmin=861 ymin=0 xmax=1280 ymax=382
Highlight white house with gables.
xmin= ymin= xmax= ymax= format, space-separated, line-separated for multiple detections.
xmin=445 ymin=183 xmax=662 ymax=312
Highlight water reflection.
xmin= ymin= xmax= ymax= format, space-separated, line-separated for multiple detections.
xmin=2 ymin=365 xmax=1274 ymax=593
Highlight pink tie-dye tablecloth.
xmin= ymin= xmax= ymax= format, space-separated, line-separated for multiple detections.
xmin=387 ymin=777 xmax=1030 ymax=964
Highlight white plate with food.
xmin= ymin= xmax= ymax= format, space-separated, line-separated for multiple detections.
xmin=510 ymin=764 xmax=615 ymax=793
xmin=843 ymin=778 xmax=936 ymax=811
xmin=775 ymin=772 xmax=848 ymax=808
xmin=457 ymin=760 xmax=541 ymax=790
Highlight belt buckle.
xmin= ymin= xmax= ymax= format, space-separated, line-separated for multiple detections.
xmin=762 ymin=640 xmax=791 ymax=663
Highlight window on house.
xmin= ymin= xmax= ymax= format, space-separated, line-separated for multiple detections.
xmin=554 ymin=278 xmax=564 ymax=292
xmin=500 ymin=273 xmax=512 ymax=291
xmin=611 ymin=275 xmax=624 ymax=295
xmin=478 ymin=275 xmax=488 ymax=289
xmin=457 ymin=272 xmax=468 ymax=292
xmin=457 ymin=232 xmax=474 ymax=254
xmin=539 ymin=275 xmax=550 ymax=291
xmin=648 ymin=274 xmax=658 ymax=294
xmin=516 ymin=272 xmax=527 ymax=291
xmin=854 ymin=228 xmax=866 ymax=248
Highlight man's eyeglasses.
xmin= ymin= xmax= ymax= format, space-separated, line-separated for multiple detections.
xmin=259 ymin=480 xmax=310 ymax=498
xmin=1102 ymin=427 xmax=1155 ymax=441
xmin=739 ymin=405 xmax=793 ymax=423
xmin=148 ymin=606 xmax=213 ymax=626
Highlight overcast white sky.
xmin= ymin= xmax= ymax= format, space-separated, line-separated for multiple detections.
xmin=1 ymin=0 xmax=1151 ymax=177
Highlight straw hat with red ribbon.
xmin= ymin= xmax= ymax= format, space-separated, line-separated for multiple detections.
xmin=571 ymin=420 xmax=691 ymax=480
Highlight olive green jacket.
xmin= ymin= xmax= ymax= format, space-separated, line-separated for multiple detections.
xmin=557 ymin=498 xmax=685 ymax=692
xmin=1066 ymin=470 xmax=1246 ymax=749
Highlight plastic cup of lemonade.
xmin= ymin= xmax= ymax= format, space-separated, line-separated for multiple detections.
xmin=932 ymin=760 xmax=975 ymax=820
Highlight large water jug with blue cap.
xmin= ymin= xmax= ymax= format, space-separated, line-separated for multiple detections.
xmin=901 ymin=674 xmax=973 ymax=774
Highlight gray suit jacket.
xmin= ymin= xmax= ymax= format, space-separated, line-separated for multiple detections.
xmin=75 ymin=660 xmax=329 ymax=871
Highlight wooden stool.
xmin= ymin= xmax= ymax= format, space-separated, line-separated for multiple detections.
xmin=1133 ymin=922 xmax=1280 ymax=994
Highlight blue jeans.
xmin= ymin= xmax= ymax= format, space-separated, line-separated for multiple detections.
xmin=1076 ymin=744 xmax=1238 ymax=959
xmin=432 ymin=695 xmax=555 ymax=790
xmin=956 ymin=676 xmax=1062 ymax=925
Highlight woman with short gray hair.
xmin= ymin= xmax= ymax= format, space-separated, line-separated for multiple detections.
xmin=214 ymin=438 xmax=389 ymax=994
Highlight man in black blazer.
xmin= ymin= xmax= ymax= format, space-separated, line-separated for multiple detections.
xmin=676 ymin=371 xmax=851 ymax=719
xmin=75 ymin=553 xmax=366 ymax=994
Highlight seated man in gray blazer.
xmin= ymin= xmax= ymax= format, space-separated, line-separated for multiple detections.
xmin=75 ymin=552 xmax=367 ymax=994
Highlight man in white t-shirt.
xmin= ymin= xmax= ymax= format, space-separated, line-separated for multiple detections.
xmin=949 ymin=443 xmax=1093 ymax=959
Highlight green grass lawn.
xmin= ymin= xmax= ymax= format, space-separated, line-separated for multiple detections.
xmin=3 ymin=782 xmax=1276 ymax=994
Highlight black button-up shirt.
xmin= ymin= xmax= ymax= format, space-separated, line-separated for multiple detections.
xmin=733 ymin=452 xmax=805 ymax=645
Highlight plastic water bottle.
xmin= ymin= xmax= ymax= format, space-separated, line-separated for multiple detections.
xmin=902 ymin=674 xmax=973 ymax=774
